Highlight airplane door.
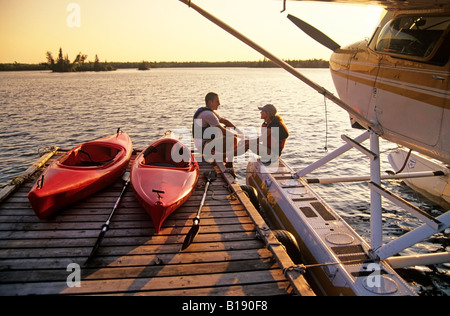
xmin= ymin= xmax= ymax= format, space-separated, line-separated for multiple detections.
xmin=330 ymin=42 xmax=381 ymax=129
xmin=346 ymin=44 xmax=380 ymax=125
xmin=372 ymin=15 xmax=450 ymax=151
xmin=440 ymin=65 xmax=450 ymax=161
xmin=373 ymin=55 xmax=445 ymax=147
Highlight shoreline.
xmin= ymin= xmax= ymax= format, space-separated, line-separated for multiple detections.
xmin=0 ymin=59 xmax=329 ymax=72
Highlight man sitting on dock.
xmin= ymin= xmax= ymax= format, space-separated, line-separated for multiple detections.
xmin=192 ymin=92 xmax=242 ymax=175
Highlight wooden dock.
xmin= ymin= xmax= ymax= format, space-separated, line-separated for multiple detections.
xmin=0 ymin=150 xmax=313 ymax=296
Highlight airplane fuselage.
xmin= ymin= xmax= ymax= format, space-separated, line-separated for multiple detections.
xmin=330 ymin=10 xmax=450 ymax=164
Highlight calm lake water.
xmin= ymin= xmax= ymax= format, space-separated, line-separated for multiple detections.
xmin=0 ymin=68 xmax=448 ymax=295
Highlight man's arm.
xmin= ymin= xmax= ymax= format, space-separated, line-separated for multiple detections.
xmin=202 ymin=111 xmax=238 ymax=137
xmin=219 ymin=117 xmax=237 ymax=129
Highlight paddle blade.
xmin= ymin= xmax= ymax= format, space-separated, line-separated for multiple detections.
xmin=205 ymin=170 xmax=217 ymax=182
xmin=181 ymin=224 xmax=200 ymax=251
xmin=84 ymin=229 xmax=106 ymax=265
xmin=287 ymin=14 xmax=341 ymax=52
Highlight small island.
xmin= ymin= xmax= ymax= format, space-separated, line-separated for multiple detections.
xmin=138 ymin=61 xmax=151 ymax=71
xmin=46 ymin=48 xmax=116 ymax=72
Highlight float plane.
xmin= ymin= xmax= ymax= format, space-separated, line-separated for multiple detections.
xmin=178 ymin=0 xmax=450 ymax=296
xmin=288 ymin=0 xmax=450 ymax=165
xmin=287 ymin=0 xmax=450 ymax=208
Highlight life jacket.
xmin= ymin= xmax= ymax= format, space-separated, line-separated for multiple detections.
xmin=192 ymin=107 xmax=213 ymax=141
xmin=262 ymin=116 xmax=289 ymax=154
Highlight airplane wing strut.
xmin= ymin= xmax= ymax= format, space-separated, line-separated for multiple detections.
xmin=178 ymin=0 xmax=382 ymax=135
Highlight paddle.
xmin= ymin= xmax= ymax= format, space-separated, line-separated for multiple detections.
xmin=84 ymin=172 xmax=130 ymax=265
xmin=181 ymin=170 xmax=217 ymax=250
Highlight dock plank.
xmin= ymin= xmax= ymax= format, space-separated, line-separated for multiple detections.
xmin=0 ymin=152 xmax=306 ymax=296
xmin=0 ymin=269 xmax=287 ymax=296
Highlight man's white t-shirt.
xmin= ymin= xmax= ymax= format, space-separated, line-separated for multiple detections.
xmin=196 ymin=110 xmax=222 ymax=128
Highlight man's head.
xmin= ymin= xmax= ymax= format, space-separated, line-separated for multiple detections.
xmin=205 ymin=92 xmax=220 ymax=111
xmin=258 ymin=104 xmax=277 ymax=118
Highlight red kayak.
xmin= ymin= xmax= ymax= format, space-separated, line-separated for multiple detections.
xmin=28 ymin=132 xmax=133 ymax=219
xmin=131 ymin=133 xmax=199 ymax=233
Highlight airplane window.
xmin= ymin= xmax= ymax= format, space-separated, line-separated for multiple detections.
xmin=432 ymin=30 xmax=450 ymax=65
xmin=376 ymin=16 xmax=450 ymax=60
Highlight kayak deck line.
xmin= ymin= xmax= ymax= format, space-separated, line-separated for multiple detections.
xmin=0 ymin=149 xmax=313 ymax=296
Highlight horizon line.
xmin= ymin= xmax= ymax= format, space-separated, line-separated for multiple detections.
xmin=0 ymin=58 xmax=330 ymax=65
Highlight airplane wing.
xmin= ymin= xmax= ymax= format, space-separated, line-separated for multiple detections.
xmin=286 ymin=0 xmax=450 ymax=10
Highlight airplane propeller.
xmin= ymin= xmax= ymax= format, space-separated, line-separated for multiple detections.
xmin=287 ymin=14 xmax=341 ymax=52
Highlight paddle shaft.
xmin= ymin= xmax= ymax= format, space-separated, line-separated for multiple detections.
xmin=85 ymin=174 xmax=130 ymax=265
xmin=193 ymin=179 xmax=212 ymax=225
xmin=182 ymin=171 xmax=217 ymax=250
xmin=106 ymin=178 xmax=130 ymax=225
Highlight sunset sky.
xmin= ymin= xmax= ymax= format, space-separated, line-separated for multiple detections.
xmin=0 ymin=0 xmax=383 ymax=64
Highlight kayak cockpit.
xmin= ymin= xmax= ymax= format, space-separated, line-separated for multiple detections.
xmin=59 ymin=143 xmax=123 ymax=168
xmin=141 ymin=139 xmax=193 ymax=170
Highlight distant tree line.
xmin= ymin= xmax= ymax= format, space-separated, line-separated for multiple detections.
xmin=137 ymin=59 xmax=329 ymax=69
xmin=0 ymin=56 xmax=329 ymax=72
xmin=0 ymin=63 xmax=48 ymax=71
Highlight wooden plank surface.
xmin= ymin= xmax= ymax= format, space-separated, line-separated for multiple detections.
xmin=0 ymin=152 xmax=292 ymax=296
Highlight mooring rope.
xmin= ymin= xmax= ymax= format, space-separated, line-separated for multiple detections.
xmin=283 ymin=258 xmax=379 ymax=279
xmin=0 ymin=146 xmax=59 ymax=189
xmin=323 ymin=95 xmax=329 ymax=153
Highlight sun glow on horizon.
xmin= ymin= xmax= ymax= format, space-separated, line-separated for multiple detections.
xmin=0 ymin=0 xmax=383 ymax=64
